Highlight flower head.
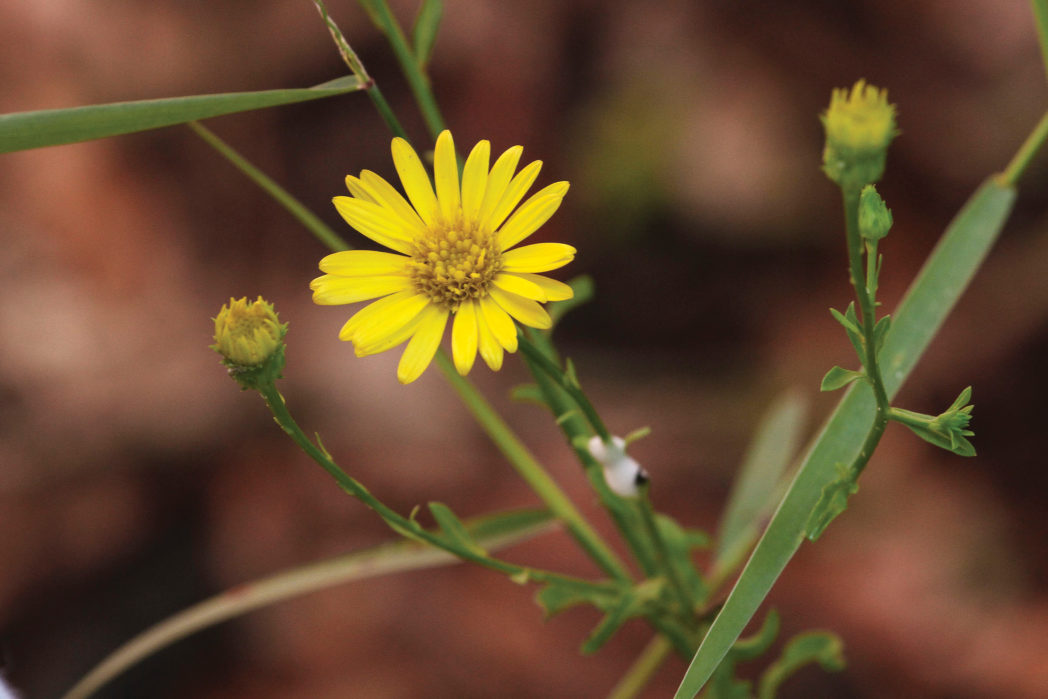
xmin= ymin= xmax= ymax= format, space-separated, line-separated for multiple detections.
xmin=211 ymin=296 xmax=287 ymax=389
xmin=822 ymin=80 xmax=897 ymax=188
xmin=311 ymin=130 xmax=575 ymax=383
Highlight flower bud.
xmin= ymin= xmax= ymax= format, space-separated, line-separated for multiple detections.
xmin=858 ymin=185 xmax=893 ymax=241
xmin=211 ymin=296 xmax=287 ymax=389
xmin=822 ymin=80 xmax=897 ymax=189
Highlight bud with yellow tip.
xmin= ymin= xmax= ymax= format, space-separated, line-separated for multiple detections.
xmin=822 ymin=80 xmax=897 ymax=189
xmin=211 ymin=296 xmax=287 ymax=389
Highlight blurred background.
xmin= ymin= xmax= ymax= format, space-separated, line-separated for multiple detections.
xmin=2 ymin=1 xmax=1048 ymax=697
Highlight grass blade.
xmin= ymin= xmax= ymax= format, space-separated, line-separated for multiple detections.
xmin=0 ymin=76 xmax=364 ymax=153
xmin=713 ymin=390 xmax=808 ymax=579
xmin=675 ymin=178 xmax=1016 ymax=698
xmin=62 ymin=507 xmax=555 ymax=699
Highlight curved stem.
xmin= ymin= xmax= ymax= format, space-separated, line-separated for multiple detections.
xmin=607 ymin=634 xmax=674 ymax=699
xmin=257 ymin=380 xmax=617 ymax=591
xmin=434 ymin=350 xmax=632 ymax=582
xmin=637 ymin=489 xmax=698 ymax=619
xmin=999 ymin=109 xmax=1048 ymax=187
xmin=188 ymin=121 xmax=350 ymax=252
xmin=361 ymin=0 xmax=447 ymax=139
xmin=841 ymin=186 xmax=891 ymax=477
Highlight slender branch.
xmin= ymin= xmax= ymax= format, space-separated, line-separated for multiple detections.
xmin=999 ymin=109 xmax=1048 ymax=187
xmin=518 ymin=334 xmax=612 ymax=442
xmin=1032 ymin=0 xmax=1048 ymax=83
xmin=636 ymin=489 xmax=699 ymax=619
xmin=313 ymin=0 xmax=409 ymax=140
xmin=607 ymin=634 xmax=674 ymax=699
xmin=360 ymin=0 xmax=447 ymax=139
xmin=187 ymin=121 xmax=350 ymax=252
xmin=257 ymin=380 xmax=618 ymax=591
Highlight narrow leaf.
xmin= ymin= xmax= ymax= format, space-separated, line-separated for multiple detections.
xmin=428 ymin=502 xmax=486 ymax=555
xmin=714 ymin=391 xmax=808 ymax=572
xmin=757 ymin=631 xmax=846 ymax=699
xmin=0 ymin=76 xmax=364 ymax=153
xmin=412 ymin=0 xmax=444 ymax=68
xmin=819 ymin=366 xmax=865 ymax=392
xmin=675 ymin=178 xmax=1016 ymax=697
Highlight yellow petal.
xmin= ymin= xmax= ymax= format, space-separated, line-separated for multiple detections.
xmin=397 ymin=305 xmax=449 ymax=383
xmin=514 ymin=273 xmax=574 ymax=301
xmin=484 ymin=159 xmax=541 ymax=232
xmin=479 ymin=296 xmax=518 ymax=351
xmin=500 ymin=243 xmax=576 ymax=273
xmin=310 ymin=274 xmax=412 ymax=305
xmin=338 ymin=289 xmax=418 ymax=340
xmin=350 ymin=293 xmax=431 ymax=349
xmin=451 ymin=300 xmax=479 ymax=375
xmin=355 ymin=307 xmax=428 ymax=358
xmin=359 ymin=170 xmax=427 ymax=235
xmin=391 ymin=137 xmax=439 ymax=227
xmin=492 ymin=272 xmax=547 ymax=301
xmin=489 ymin=286 xmax=552 ymax=329
xmin=477 ymin=145 xmax=523 ymax=227
xmin=433 ymin=130 xmax=460 ymax=223
xmin=460 ymin=140 xmax=491 ymax=221
xmin=345 ymin=175 xmax=376 ymax=203
xmin=497 ymin=182 xmax=569 ymax=251
xmin=333 ymin=196 xmax=415 ymax=255
xmin=319 ymin=250 xmax=410 ymax=276
xmin=476 ymin=309 xmax=504 ymax=371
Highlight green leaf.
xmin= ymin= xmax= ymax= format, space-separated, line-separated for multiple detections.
xmin=656 ymin=513 xmax=710 ymax=602
xmin=757 ymin=631 xmax=846 ymax=699
xmin=714 ymin=391 xmax=808 ymax=573
xmin=412 ymin=0 xmax=444 ymax=68
xmin=509 ymin=383 xmax=545 ymax=406
xmin=729 ymin=608 xmax=781 ymax=662
xmin=900 ymin=422 xmax=976 ymax=457
xmin=0 ymin=76 xmax=364 ymax=153
xmin=819 ymin=366 xmax=865 ymax=392
xmin=829 ymin=303 xmax=865 ymax=361
xmin=804 ymin=463 xmax=859 ymax=541
xmin=582 ymin=579 xmax=663 ymax=654
xmin=873 ymin=315 xmax=892 ymax=356
xmin=428 ymin=502 xmax=486 ymax=555
xmin=534 ymin=578 xmax=623 ymax=618
xmin=64 ymin=506 xmax=555 ymax=699
xmin=675 ymin=178 xmax=1016 ymax=698
xmin=549 ymin=275 xmax=596 ymax=326
xmin=704 ymin=610 xmax=780 ymax=699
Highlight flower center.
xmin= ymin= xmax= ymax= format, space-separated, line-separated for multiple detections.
xmin=409 ymin=220 xmax=501 ymax=310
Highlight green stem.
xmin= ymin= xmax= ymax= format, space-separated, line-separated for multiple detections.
xmin=362 ymin=0 xmax=447 ymax=139
xmin=434 ymin=350 xmax=633 ymax=582
xmin=256 ymin=380 xmax=616 ymax=592
xmin=607 ymin=635 xmax=674 ymax=699
xmin=1032 ymin=0 xmax=1048 ymax=83
xmin=187 ymin=121 xmax=350 ymax=252
xmin=313 ymin=0 xmax=409 ymax=140
xmin=999 ymin=108 xmax=1048 ymax=187
xmin=637 ymin=488 xmax=698 ymax=619
xmin=518 ymin=334 xmax=612 ymax=442
xmin=520 ymin=330 xmax=659 ymax=576
xmin=842 ymin=186 xmax=891 ymax=477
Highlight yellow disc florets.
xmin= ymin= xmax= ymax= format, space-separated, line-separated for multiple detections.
xmin=408 ymin=219 xmax=502 ymax=310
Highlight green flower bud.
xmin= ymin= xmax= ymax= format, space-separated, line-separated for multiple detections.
xmin=858 ymin=185 xmax=893 ymax=241
xmin=822 ymin=80 xmax=897 ymax=189
xmin=211 ymin=296 xmax=287 ymax=389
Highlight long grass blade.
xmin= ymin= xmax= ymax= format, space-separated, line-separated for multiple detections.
xmin=675 ymin=178 xmax=1016 ymax=697
xmin=0 ymin=76 xmax=363 ymax=153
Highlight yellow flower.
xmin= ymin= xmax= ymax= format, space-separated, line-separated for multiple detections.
xmin=311 ymin=130 xmax=575 ymax=384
